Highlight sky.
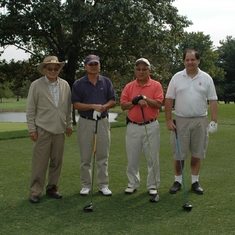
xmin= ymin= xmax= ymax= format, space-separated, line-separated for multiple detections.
xmin=0 ymin=0 xmax=234 ymax=62
xmin=172 ymin=0 xmax=234 ymax=46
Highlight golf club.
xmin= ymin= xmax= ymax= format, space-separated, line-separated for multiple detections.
xmin=173 ymin=119 xmax=193 ymax=211
xmin=140 ymin=106 xmax=159 ymax=203
xmin=83 ymin=117 xmax=99 ymax=212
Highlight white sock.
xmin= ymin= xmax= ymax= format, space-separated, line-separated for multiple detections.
xmin=175 ymin=175 xmax=182 ymax=184
xmin=192 ymin=175 xmax=199 ymax=184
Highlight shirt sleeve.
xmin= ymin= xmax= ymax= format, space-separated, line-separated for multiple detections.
xmin=165 ymin=76 xmax=176 ymax=99
xmin=26 ymin=82 xmax=37 ymax=132
xmin=207 ymin=77 xmax=218 ymax=100
xmin=153 ymin=82 xmax=164 ymax=103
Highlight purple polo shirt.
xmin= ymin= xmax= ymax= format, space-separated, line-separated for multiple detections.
xmin=72 ymin=75 xmax=116 ymax=118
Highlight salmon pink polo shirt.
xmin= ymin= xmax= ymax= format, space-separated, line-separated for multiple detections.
xmin=120 ymin=77 xmax=164 ymax=123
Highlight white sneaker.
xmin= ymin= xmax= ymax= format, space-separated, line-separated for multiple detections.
xmin=125 ymin=187 xmax=136 ymax=194
xmin=149 ymin=188 xmax=157 ymax=195
xmin=80 ymin=188 xmax=90 ymax=195
xmin=99 ymin=188 xmax=112 ymax=196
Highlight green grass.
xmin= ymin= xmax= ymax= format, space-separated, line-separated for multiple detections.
xmin=0 ymin=97 xmax=27 ymax=111
xmin=0 ymin=104 xmax=235 ymax=234
xmin=0 ymin=123 xmax=28 ymax=132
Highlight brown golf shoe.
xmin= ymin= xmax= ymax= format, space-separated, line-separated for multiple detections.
xmin=46 ymin=188 xmax=62 ymax=199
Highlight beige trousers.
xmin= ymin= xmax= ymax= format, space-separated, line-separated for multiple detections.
xmin=29 ymin=127 xmax=65 ymax=196
xmin=126 ymin=121 xmax=161 ymax=189
xmin=77 ymin=117 xmax=110 ymax=189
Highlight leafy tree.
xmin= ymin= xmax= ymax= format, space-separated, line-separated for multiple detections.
xmin=0 ymin=0 xmax=191 ymax=91
xmin=0 ymin=81 xmax=14 ymax=101
xmin=0 ymin=59 xmax=38 ymax=100
xmin=0 ymin=63 xmax=7 ymax=100
xmin=217 ymin=36 xmax=235 ymax=103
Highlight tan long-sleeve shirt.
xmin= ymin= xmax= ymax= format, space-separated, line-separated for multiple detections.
xmin=26 ymin=76 xmax=72 ymax=134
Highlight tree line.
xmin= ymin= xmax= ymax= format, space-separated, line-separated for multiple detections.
xmin=0 ymin=0 xmax=234 ymax=104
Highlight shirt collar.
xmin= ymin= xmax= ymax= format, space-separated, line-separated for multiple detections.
xmin=183 ymin=68 xmax=201 ymax=78
xmin=44 ymin=76 xmax=59 ymax=85
xmin=134 ymin=76 xmax=151 ymax=86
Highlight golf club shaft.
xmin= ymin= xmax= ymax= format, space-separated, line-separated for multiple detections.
xmin=90 ymin=118 xmax=99 ymax=205
xmin=173 ymin=119 xmax=189 ymax=203
xmin=140 ymin=106 xmax=158 ymax=189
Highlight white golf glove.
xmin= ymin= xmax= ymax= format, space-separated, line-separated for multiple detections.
xmin=93 ymin=110 xmax=101 ymax=120
xmin=208 ymin=121 xmax=217 ymax=134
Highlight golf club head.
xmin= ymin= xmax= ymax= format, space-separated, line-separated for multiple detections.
xmin=149 ymin=194 xmax=160 ymax=203
xmin=182 ymin=203 xmax=193 ymax=211
xmin=83 ymin=204 xmax=93 ymax=212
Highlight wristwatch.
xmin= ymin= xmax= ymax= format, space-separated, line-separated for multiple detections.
xmin=142 ymin=95 xmax=147 ymax=100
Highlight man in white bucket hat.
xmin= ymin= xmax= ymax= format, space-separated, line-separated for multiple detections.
xmin=26 ymin=56 xmax=73 ymax=203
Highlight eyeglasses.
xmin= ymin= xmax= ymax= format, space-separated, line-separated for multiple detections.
xmin=46 ymin=67 xmax=60 ymax=72
xmin=88 ymin=62 xmax=99 ymax=66
xmin=135 ymin=68 xmax=149 ymax=72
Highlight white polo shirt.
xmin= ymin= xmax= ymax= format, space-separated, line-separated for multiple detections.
xmin=165 ymin=69 xmax=218 ymax=117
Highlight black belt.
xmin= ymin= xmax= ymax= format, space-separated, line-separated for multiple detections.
xmin=129 ymin=118 xmax=156 ymax=125
xmin=80 ymin=115 xmax=107 ymax=121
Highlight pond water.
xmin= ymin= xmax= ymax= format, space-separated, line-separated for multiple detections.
xmin=0 ymin=112 xmax=118 ymax=123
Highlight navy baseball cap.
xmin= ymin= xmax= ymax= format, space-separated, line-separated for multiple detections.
xmin=84 ymin=55 xmax=100 ymax=65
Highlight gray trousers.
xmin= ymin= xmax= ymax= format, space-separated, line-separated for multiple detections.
xmin=126 ymin=121 xmax=160 ymax=189
xmin=29 ymin=127 xmax=65 ymax=196
xmin=77 ymin=117 xmax=110 ymax=189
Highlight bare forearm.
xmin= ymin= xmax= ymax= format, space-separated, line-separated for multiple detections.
xmin=121 ymin=102 xmax=134 ymax=111
xmin=164 ymin=98 xmax=174 ymax=121
xmin=121 ymin=98 xmax=161 ymax=111
xmin=74 ymin=100 xmax=116 ymax=113
xmin=164 ymin=98 xmax=175 ymax=130
xmin=145 ymin=97 xmax=162 ymax=109
xmin=103 ymin=100 xmax=116 ymax=110
xmin=209 ymin=100 xmax=218 ymax=122
xmin=73 ymin=102 xmax=96 ymax=111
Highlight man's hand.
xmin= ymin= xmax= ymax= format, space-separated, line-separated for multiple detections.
xmin=66 ymin=128 xmax=73 ymax=137
xmin=208 ymin=121 xmax=217 ymax=133
xmin=93 ymin=110 xmax=101 ymax=120
xmin=132 ymin=95 xmax=143 ymax=105
xmin=29 ymin=131 xmax=38 ymax=141
xmin=166 ymin=119 xmax=176 ymax=131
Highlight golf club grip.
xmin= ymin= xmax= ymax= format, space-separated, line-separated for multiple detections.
xmin=173 ymin=119 xmax=178 ymax=138
xmin=95 ymin=118 xmax=98 ymax=134
xmin=94 ymin=119 xmax=98 ymax=153
xmin=140 ymin=106 xmax=146 ymax=123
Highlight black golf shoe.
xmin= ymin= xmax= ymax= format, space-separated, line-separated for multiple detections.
xmin=169 ymin=181 xmax=181 ymax=194
xmin=191 ymin=182 xmax=203 ymax=194
xmin=29 ymin=195 xmax=39 ymax=203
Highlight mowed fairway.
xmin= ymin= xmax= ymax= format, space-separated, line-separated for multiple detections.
xmin=0 ymin=103 xmax=234 ymax=234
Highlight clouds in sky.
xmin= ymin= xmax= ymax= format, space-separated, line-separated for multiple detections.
xmin=173 ymin=0 xmax=234 ymax=46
